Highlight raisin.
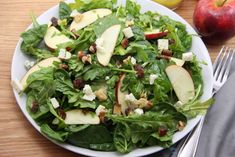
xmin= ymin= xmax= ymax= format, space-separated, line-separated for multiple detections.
xmin=121 ymin=38 xmax=129 ymax=49
xmin=51 ymin=17 xmax=58 ymax=27
xmin=158 ymin=126 xmax=168 ymax=137
xmin=73 ymin=79 xmax=85 ymax=89
xmin=134 ymin=64 xmax=144 ymax=79
xmin=58 ymin=109 xmax=66 ymax=120
xmin=31 ymin=101 xmax=39 ymax=113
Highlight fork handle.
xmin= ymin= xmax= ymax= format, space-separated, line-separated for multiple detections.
xmin=177 ymin=116 xmax=205 ymax=157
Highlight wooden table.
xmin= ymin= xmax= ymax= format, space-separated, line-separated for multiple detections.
xmin=0 ymin=0 xmax=234 ymax=157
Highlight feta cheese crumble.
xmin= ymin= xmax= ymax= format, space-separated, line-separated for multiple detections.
xmin=95 ymin=105 xmax=106 ymax=116
xmin=182 ymin=52 xmax=193 ymax=61
xmin=134 ymin=108 xmax=144 ymax=115
xmin=125 ymin=93 xmax=137 ymax=102
xmin=131 ymin=57 xmax=137 ymax=65
xmin=158 ymin=39 xmax=169 ymax=50
xmin=50 ymin=98 xmax=60 ymax=109
xmin=123 ymin=27 xmax=134 ymax=39
xmin=24 ymin=60 xmax=35 ymax=70
xmin=149 ymin=74 xmax=158 ymax=85
xmin=82 ymin=84 xmax=96 ymax=101
xmin=58 ymin=49 xmax=71 ymax=60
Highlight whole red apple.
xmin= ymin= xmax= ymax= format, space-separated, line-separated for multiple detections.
xmin=193 ymin=0 xmax=235 ymax=43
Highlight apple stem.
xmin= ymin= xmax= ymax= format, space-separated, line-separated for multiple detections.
xmin=111 ymin=68 xmax=136 ymax=74
xmin=216 ymin=0 xmax=228 ymax=7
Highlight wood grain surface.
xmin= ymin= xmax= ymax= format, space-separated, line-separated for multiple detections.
xmin=0 ymin=0 xmax=234 ymax=157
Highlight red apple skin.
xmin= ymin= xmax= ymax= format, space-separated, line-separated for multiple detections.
xmin=193 ymin=0 xmax=235 ymax=43
xmin=145 ymin=32 xmax=168 ymax=40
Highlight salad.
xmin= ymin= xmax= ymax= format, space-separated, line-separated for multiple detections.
xmin=14 ymin=0 xmax=213 ymax=154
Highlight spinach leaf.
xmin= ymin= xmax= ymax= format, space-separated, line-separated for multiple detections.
xmin=125 ymin=0 xmax=141 ymax=17
xmin=59 ymin=2 xmax=72 ymax=20
xmin=69 ymin=0 xmax=115 ymax=11
xmin=41 ymin=124 xmax=68 ymax=142
xmin=67 ymin=125 xmax=114 ymax=150
xmin=83 ymin=65 xmax=110 ymax=81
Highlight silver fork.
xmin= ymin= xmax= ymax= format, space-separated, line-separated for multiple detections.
xmin=177 ymin=46 xmax=235 ymax=157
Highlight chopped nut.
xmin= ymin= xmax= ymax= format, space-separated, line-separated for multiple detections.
xmin=95 ymin=88 xmax=107 ymax=101
xmin=121 ymin=38 xmax=129 ymax=49
xmin=99 ymin=111 xmax=106 ymax=123
xmin=158 ymin=126 xmax=168 ymax=137
xmin=82 ymin=54 xmax=92 ymax=64
xmin=59 ymin=64 xmax=69 ymax=70
xmin=134 ymin=64 xmax=144 ymax=79
xmin=135 ymin=98 xmax=153 ymax=109
xmin=73 ymin=79 xmax=85 ymax=89
xmin=58 ymin=109 xmax=66 ymax=120
xmin=140 ymin=92 xmax=147 ymax=99
xmin=51 ymin=17 xmax=58 ymax=27
xmin=31 ymin=101 xmax=39 ymax=113
xmin=71 ymin=29 xmax=80 ymax=38
xmin=113 ymin=104 xmax=122 ymax=115
xmin=177 ymin=121 xmax=185 ymax=131
xmin=77 ymin=51 xmax=85 ymax=60
xmin=123 ymin=56 xmax=131 ymax=65
xmin=74 ymin=13 xmax=83 ymax=23
xmin=89 ymin=43 xmax=97 ymax=53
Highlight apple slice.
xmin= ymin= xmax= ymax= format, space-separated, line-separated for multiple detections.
xmin=165 ymin=65 xmax=195 ymax=104
xmin=69 ymin=8 xmax=112 ymax=31
xmin=20 ymin=57 xmax=61 ymax=90
xmin=96 ymin=24 xmax=121 ymax=66
xmin=170 ymin=57 xmax=185 ymax=67
xmin=114 ymin=74 xmax=129 ymax=115
xmin=145 ymin=29 xmax=168 ymax=40
xmin=44 ymin=26 xmax=73 ymax=50
xmin=64 ymin=109 xmax=100 ymax=125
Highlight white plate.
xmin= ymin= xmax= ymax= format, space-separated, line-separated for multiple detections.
xmin=11 ymin=0 xmax=213 ymax=156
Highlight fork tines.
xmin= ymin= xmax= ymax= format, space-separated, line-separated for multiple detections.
xmin=213 ymin=46 xmax=235 ymax=84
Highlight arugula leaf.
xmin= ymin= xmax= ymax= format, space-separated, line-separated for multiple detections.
xmin=113 ymin=123 xmax=134 ymax=153
xmin=83 ymin=65 xmax=110 ymax=81
xmin=59 ymin=2 xmax=72 ymax=20
xmin=125 ymin=0 xmax=141 ymax=17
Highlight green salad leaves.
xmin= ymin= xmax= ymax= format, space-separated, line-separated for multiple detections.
xmin=19 ymin=0 xmax=213 ymax=154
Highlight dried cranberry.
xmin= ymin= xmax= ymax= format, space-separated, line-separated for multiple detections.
xmin=58 ymin=109 xmax=66 ymax=120
xmin=134 ymin=64 xmax=144 ymax=79
xmin=73 ymin=79 xmax=85 ymax=89
xmin=158 ymin=126 xmax=168 ymax=137
xmin=161 ymin=50 xmax=172 ymax=57
xmin=89 ymin=43 xmax=97 ymax=53
xmin=31 ymin=101 xmax=39 ymax=113
xmin=121 ymin=38 xmax=129 ymax=49
xmin=59 ymin=64 xmax=69 ymax=70
xmin=51 ymin=17 xmax=58 ymax=27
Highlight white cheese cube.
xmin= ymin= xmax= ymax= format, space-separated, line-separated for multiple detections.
xmin=95 ymin=105 xmax=106 ymax=116
xmin=125 ymin=93 xmax=137 ymax=102
xmin=182 ymin=52 xmax=194 ymax=61
xmin=58 ymin=49 xmax=71 ymax=60
xmin=24 ymin=60 xmax=35 ymax=70
xmin=149 ymin=74 xmax=158 ymax=85
xmin=134 ymin=108 xmax=144 ymax=115
xmin=123 ymin=27 xmax=134 ymax=39
xmin=158 ymin=39 xmax=169 ymax=50
xmin=82 ymin=84 xmax=96 ymax=101
xmin=50 ymin=98 xmax=60 ymax=109
xmin=11 ymin=79 xmax=23 ymax=93
xmin=131 ymin=57 xmax=136 ymax=65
